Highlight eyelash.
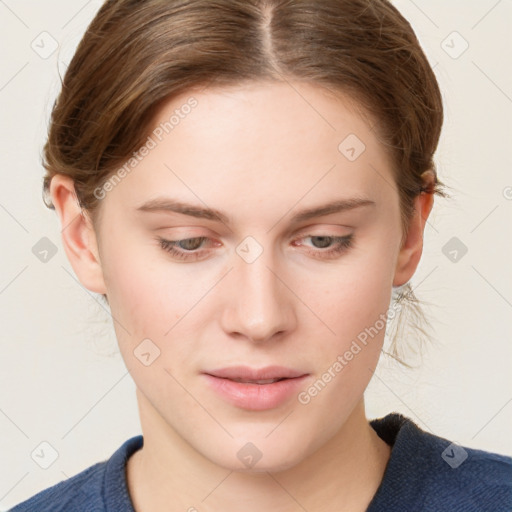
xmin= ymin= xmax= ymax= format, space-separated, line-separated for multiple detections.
xmin=157 ymin=234 xmax=354 ymax=261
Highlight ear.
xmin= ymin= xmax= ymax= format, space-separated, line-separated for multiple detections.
xmin=50 ymin=174 xmax=107 ymax=294
xmin=393 ymin=171 xmax=435 ymax=287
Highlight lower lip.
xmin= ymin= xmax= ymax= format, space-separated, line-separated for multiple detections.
xmin=203 ymin=374 xmax=309 ymax=411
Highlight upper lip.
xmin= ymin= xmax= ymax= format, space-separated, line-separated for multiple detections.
xmin=204 ymin=365 xmax=308 ymax=381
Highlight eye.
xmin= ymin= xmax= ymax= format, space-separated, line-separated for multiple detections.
xmin=157 ymin=233 xmax=354 ymax=262
xmin=294 ymin=234 xmax=354 ymax=259
xmin=158 ymin=236 xmax=214 ymax=261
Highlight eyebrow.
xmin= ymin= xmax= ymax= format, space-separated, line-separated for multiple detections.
xmin=136 ymin=196 xmax=375 ymax=225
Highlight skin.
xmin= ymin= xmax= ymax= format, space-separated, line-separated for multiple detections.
xmin=50 ymin=80 xmax=434 ymax=511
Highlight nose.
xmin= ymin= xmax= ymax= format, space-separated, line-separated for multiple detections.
xmin=220 ymin=241 xmax=296 ymax=343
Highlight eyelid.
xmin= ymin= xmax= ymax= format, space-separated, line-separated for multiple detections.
xmin=156 ymin=226 xmax=351 ymax=246
xmin=153 ymin=222 xmax=352 ymax=239
xmin=295 ymin=223 xmax=353 ymax=234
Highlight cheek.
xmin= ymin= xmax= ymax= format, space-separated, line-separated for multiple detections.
xmin=99 ymin=239 xmax=170 ymax=356
xmin=298 ymin=260 xmax=392 ymax=419
xmin=100 ymin=239 xmax=211 ymax=367
xmin=101 ymin=234 xmax=179 ymax=324
xmin=295 ymin=237 xmax=396 ymax=404
xmin=305 ymin=251 xmax=394 ymax=343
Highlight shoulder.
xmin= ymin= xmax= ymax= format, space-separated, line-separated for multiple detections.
xmin=9 ymin=435 xmax=143 ymax=512
xmin=368 ymin=413 xmax=512 ymax=512
xmin=8 ymin=462 xmax=107 ymax=512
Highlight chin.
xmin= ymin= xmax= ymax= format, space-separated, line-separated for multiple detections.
xmin=203 ymin=435 xmax=309 ymax=474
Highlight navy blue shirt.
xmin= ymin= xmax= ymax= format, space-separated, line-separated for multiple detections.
xmin=9 ymin=413 xmax=512 ymax=511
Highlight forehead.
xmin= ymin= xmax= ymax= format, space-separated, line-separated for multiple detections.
xmin=105 ymin=80 xmax=397 ymax=218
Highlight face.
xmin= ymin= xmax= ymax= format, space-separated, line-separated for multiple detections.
xmin=70 ymin=81 xmax=417 ymax=471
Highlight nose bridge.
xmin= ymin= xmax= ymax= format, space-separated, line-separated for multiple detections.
xmin=225 ymin=235 xmax=292 ymax=341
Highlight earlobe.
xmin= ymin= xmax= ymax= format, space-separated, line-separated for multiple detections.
xmin=50 ymin=174 xmax=107 ymax=294
xmin=393 ymin=175 xmax=435 ymax=287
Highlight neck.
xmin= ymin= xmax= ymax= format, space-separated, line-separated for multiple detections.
xmin=127 ymin=390 xmax=390 ymax=512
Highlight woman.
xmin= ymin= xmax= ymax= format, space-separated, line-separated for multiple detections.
xmin=10 ymin=0 xmax=512 ymax=510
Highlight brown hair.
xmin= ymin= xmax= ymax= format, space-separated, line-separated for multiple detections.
xmin=42 ymin=0 xmax=447 ymax=363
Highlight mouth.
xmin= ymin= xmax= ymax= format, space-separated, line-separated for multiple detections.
xmin=202 ymin=366 xmax=309 ymax=411
xmin=226 ymin=377 xmax=287 ymax=384
xmin=203 ymin=365 xmax=308 ymax=381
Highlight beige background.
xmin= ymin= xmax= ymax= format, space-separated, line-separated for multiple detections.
xmin=1 ymin=0 xmax=511 ymax=508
